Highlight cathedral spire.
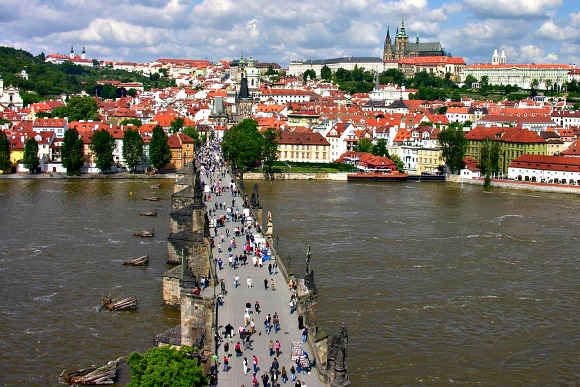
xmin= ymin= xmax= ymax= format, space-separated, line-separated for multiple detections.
xmin=416 ymin=30 xmax=419 ymax=44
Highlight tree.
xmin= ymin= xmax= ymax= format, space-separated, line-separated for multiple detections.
xmin=90 ymin=129 xmax=115 ymax=173
xmin=389 ymin=153 xmax=405 ymax=172
xmin=480 ymin=75 xmax=489 ymax=93
xmin=119 ymin=118 xmax=142 ymax=127
xmin=61 ymin=128 xmax=85 ymax=175
xmin=479 ymin=137 xmax=500 ymax=187
xmin=23 ymin=137 xmax=40 ymax=173
xmin=149 ymin=124 xmax=171 ymax=172
xmin=127 ymin=88 xmax=137 ymax=98
xmin=0 ymin=130 xmax=11 ymax=173
xmin=320 ymin=65 xmax=332 ymax=81
xmin=265 ymin=65 xmax=278 ymax=76
xmin=183 ymin=126 xmax=199 ymax=143
xmin=262 ymin=127 xmax=279 ymax=175
xmin=127 ymin=345 xmax=207 ymax=387
xmin=353 ymin=138 xmax=373 ymax=153
xmin=438 ymin=123 xmax=467 ymax=174
xmin=122 ymin=128 xmax=144 ymax=173
xmin=544 ymin=79 xmax=553 ymax=95
xmin=170 ymin=116 xmax=185 ymax=134
xmin=221 ymin=118 xmax=264 ymax=173
xmin=58 ymin=95 xmax=100 ymax=121
xmin=379 ymin=69 xmax=404 ymax=85
xmin=372 ymin=138 xmax=388 ymax=157
xmin=303 ymin=69 xmax=316 ymax=83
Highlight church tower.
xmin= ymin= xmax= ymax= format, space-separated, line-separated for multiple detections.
xmin=70 ymin=45 xmax=75 ymax=59
xmin=492 ymin=47 xmax=500 ymax=65
xmin=383 ymin=26 xmax=393 ymax=61
xmin=81 ymin=46 xmax=86 ymax=60
xmin=500 ymin=48 xmax=506 ymax=64
xmin=394 ymin=19 xmax=409 ymax=60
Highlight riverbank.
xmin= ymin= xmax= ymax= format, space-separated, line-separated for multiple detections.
xmin=244 ymin=171 xmax=580 ymax=195
xmin=0 ymin=172 xmax=176 ymax=179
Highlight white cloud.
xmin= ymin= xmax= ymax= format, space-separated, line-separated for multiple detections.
xmin=536 ymin=20 xmax=579 ymax=41
xmin=463 ymin=0 xmax=562 ymax=19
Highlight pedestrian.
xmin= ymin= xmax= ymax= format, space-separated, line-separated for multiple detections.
xmin=264 ymin=278 xmax=268 ymax=290
xmin=275 ymin=339 xmax=281 ymax=357
xmin=298 ymin=314 xmax=304 ymax=330
xmin=302 ymin=327 xmax=308 ymax=343
xmin=271 ymin=357 xmax=279 ymax=380
xmin=220 ymin=279 xmax=226 ymax=295
xmin=271 ymin=278 xmax=276 ymax=292
xmin=253 ymin=355 xmax=258 ymax=373
xmin=261 ymin=372 xmax=269 ymax=387
xmin=268 ymin=263 xmax=272 ymax=275
xmin=234 ymin=274 xmax=239 ymax=288
xmin=250 ymin=319 xmax=256 ymax=334
xmin=217 ymin=257 xmax=223 ymax=269
xmin=243 ymin=357 xmax=249 ymax=375
xmin=223 ymin=355 xmax=229 ymax=372
xmin=247 ymin=276 xmax=252 ymax=288
xmin=224 ymin=341 xmax=229 ymax=354
xmin=244 ymin=311 xmax=251 ymax=326
xmin=235 ymin=341 xmax=242 ymax=357
xmin=246 ymin=302 xmax=252 ymax=314
xmin=294 ymin=380 xmax=301 ymax=387
xmin=273 ymin=313 xmax=280 ymax=333
xmin=252 ymin=373 xmax=258 ymax=386
xmin=255 ymin=300 xmax=261 ymax=314
xmin=273 ymin=262 xmax=278 ymax=274
xmin=269 ymin=339 xmax=274 ymax=356
xmin=289 ymin=299 xmax=295 ymax=314
xmin=281 ymin=366 xmax=288 ymax=384
xmin=290 ymin=365 xmax=296 ymax=381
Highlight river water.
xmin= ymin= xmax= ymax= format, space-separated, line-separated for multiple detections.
xmin=0 ymin=179 xmax=180 ymax=386
xmin=0 ymin=178 xmax=578 ymax=386
xmin=250 ymin=179 xmax=579 ymax=386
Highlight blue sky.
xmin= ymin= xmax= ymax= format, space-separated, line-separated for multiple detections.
xmin=0 ymin=0 xmax=578 ymax=67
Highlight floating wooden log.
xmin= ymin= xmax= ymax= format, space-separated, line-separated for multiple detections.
xmin=139 ymin=209 xmax=157 ymax=216
xmin=142 ymin=195 xmax=159 ymax=201
xmin=150 ymin=183 xmax=161 ymax=189
xmin=60 ymin=359 xmax=119 ymax=385
xmin=123 ymin=255 xmax=149 ymax=266
xmin=101 ymin=296 xmax=137 ymax=311
xmin=133 ymin=229 xmax=154 ymax=237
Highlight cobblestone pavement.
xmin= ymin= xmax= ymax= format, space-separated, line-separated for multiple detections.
xmin=201 ymin=163 xmax=325 ymax=387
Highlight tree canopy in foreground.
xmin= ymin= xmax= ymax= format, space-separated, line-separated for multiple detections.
xmin=127 ymin=345 xmax=208 ymax=387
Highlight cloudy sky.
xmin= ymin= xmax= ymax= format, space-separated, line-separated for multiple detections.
xmin=1 ymin=0 xmax=579 ymax=67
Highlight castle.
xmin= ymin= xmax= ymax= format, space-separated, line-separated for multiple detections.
xmin=383 ymin=19 xmax=445 ymax=61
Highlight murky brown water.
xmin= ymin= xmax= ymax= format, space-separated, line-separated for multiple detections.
xmin=1 ymin=178 xmax=579 ymax=386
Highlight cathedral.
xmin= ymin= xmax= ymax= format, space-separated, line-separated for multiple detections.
xmin=383 ymin=19 xmax=445 ymax=61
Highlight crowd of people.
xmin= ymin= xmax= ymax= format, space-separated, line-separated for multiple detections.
xmin=198 ymin=142 xmax=314 ymax=387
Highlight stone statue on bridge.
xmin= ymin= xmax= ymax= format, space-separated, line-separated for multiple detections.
xmin=330 ymin=323 xmax=350 ymax=387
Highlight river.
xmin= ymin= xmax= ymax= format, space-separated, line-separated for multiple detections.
xmin=0 ymin=178 xmax=578 ymax=386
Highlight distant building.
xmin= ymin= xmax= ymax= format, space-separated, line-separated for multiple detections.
xmin=46 ymin=46 xmax=93 ymax=67
xmin=460 ymin=48 xmax=570 ymax=89
xmin=0 ymin=75 xmax=24 ymax=109
xmin=288 ymin=57 xmax=384 ymax=78
xmin=383 ymin=19 xmax=445 ymax=61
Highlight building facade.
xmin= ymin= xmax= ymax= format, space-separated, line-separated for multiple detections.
xmin=383 ymin=19 xmax=445 ymax=61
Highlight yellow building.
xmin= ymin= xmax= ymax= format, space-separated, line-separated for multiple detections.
xmin=277 ymin=131 xmax=330 ymax=163
xmin=417 ymin=148 xmax=443 ymax=174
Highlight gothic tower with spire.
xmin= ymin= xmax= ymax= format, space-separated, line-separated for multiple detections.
xmin=383 ymin=19 xmax=444 ymax=60
xmin=394 ymin=18 xmax=409 ymax=60
xmin=383 ymin=26 xmax=393 ymax=61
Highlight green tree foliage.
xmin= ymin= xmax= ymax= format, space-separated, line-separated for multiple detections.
xmin=262 ymin=128 xmax=279 ymax=174
xmin=90 ymin=129 xmax=115 ymax=173
xmin=50 ymin=96 xmax=100 ymax=121
xmin=149 ymin=125 xmax=171 ymax=172
xmin=221 ymin=118 xmax=264 ymax=173
xmin=61 ymin=128 xmax=85 ymax=175
xmin=127 ymin=88 xmax=137 ymax=97
xmin=389 ymin=153 xmax=405 ymax=172
xmin=479 ymin=137 xmax=501 ymax=187
xmin=183 ymin=126 xmax=199 ymax=143
xmin=438 ymin=123 xmax=468 ymax=174
xmin=320 ymin=65 xmax=332 ymax=81
xmin=372 ymin=138 xmax=389 ymax=157
xmin=353 ymin=138 xmax=373 ymax=153
xmin=122 ymin=128 xmax=144 ymax=173
xmin=170 ymin=117 xmax=185 ymax=134
xmin=265 ymin=65 xmax=278 ymax=75
xmin=126 ymin=345 xmax=208 ymax=387
xmin=463 ymin=75 xmax=478 ymax=89
xmin=23 ymin=137 xmax=40 ymax=173
xmin=0 ymin=130 xmax=11 ymax=173
xmin=303 ymin=69 xmax=316 ymax=83
xmin=119 ymin=118 xmax=142 ymax=128
xmin=379 ymin=69 xmax=405 ymax=85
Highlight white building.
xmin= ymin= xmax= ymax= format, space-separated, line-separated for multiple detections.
xmin=508 ymin=154 xmax=580 ymax=184
xmin=288 ymin=57 xmax=385 ymax=78
xmin=460 ymin=49 xmax=570 ymax=89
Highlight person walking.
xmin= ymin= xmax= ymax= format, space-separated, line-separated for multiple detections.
xmin=290 ymin=365 xmax=296 ymax=382
xmin=253 ymin=355 xmax=258 ymax=373
xmin=247 ymin=276 xmax=252 ymax=288
xmin=275 ymin=339 xmax=281 ymax=357
xmin=255 ymin=300 xmax=261 ymax=314
xmin=234 ymin=274 xmax=239 ymax=288
xmin=269 ymin=339 xmax=274 ymax=356
xmin=281 ymin=366 xmax=288 ymax=384
xmin=223 ymin=355 xmax=229 ymax=372
xmin=261 ymin=372 xmax=269 ymax=387
xmin=301 ymin=327 xmax=308 ymax=343
xmin=298 ymin=314 xmax=304 ymax=330
xmin=273 ymin=313 xmax=280 ymax=333
xmin=243 ymin=357 xmax=249 ymax=375
xmin=271 ymin=278 xmax=276 ymax=292
xmin=264 ymin=278 xmax=268 ymax=290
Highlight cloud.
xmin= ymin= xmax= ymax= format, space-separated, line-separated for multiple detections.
xmin=463 ymin=0 xmax=562 ymax=19
xmin=536 ymin=20 xmax=579 ymax=41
